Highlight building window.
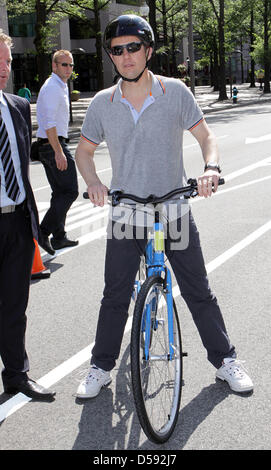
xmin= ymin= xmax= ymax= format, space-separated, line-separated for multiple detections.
xmin=12 ymin=54 xmax=38 ymax=92
xmin=116 ymin=0 xmax=142 ymax=5
xmin=8 ymin=13 xmax=36 ymax=38
xmin=69 ymin=19 xmax=95 ymax=39
xmin=73 ymin=53 xmax=98 ymax=92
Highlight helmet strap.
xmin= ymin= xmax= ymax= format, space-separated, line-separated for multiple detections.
xmin=120 ymin=64 xmax=147 ymax=82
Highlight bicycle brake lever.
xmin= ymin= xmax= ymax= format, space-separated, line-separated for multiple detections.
xmin=187 ymin=178 xmax=198 ymax=187
xmin=108 ymin=190 xmax=124 ymax=206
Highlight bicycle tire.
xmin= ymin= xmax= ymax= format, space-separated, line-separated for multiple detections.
xmin=130 ymin=275 xmax=183 ymax=443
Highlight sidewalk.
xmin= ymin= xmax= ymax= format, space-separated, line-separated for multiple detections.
xmin=196 ymin=82 xmax=271 ymax=114
xmin=30 ymin=82 xmax=271 ymax=138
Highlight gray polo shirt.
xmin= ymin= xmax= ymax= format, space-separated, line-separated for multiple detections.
xmin=81 ymin=72 xmax=203 ymax=225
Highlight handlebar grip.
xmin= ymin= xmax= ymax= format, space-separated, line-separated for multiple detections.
xmin=188 ymin=177 xmax=225 ymax=188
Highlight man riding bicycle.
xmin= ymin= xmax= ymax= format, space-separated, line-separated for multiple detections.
xmin=75 ymin=14 xmax=253 ymax=398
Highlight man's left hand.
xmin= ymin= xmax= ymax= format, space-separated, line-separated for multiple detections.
xmin=197 ymin=170 xmax=220 ymax=198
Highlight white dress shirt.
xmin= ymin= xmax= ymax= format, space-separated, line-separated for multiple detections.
xmin=0 ymin=90 xmax=26 ymax=207
xmin=36 ymin=72 xmax=69 ymax=138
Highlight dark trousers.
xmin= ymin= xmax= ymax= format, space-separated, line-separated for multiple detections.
xmin=39 ymin=141 xmax=78 ymax=240
xmin=91 ymin=211 xmax=236 ymax=371
xmin=0 ymin=206 xmax=34 ymax=387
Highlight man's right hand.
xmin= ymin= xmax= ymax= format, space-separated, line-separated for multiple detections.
xmin=87 ymin=182 xmax=108 ymax=207
xmin=55 ymin=150 xmax=67 ymax=171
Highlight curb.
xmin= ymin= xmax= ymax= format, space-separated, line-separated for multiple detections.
xmin=201 ymin=97 xmax=271 ymax=114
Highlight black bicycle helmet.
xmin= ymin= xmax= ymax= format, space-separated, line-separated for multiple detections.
xmin=103 ymin=14 xmax=154 ymax=51
xmin=103 ymin=15 xmax=154 ymax=83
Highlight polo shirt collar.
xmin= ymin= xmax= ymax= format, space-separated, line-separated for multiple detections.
xmin=111 ymin=71 xmax=165 ymax=103
xmin=150 ymin=71 xmax=166 ymax=98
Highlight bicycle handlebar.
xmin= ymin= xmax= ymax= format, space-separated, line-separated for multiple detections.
xmin=83 ymin=177 xmax=225 ymax=206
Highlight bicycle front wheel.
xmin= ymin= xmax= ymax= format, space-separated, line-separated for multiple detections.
xmin=130 ymin=275 xmax=183 ymax=443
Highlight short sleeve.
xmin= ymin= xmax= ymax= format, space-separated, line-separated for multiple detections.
xmin=179 ymin=83 xmax=204 ymax=131
xmin=81 ymin=98 xmax=104 ymax=146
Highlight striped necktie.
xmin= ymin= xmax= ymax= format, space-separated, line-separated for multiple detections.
xmin=0 ymin=107 xmax=20 ymax=202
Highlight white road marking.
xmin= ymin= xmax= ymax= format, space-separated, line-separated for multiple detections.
xmin=33 ymin=167 xmax=111 ymax=193
xmin=42 ymin=227 xmax=107 ymax=262
xmin=172 ymin=220 xmax=271 ymax=298
xmin=223 ymin=156 xmax=271 ymax=182
xmin=191 ymin=174 xmax=271 ymax=204
xmin=246 ymin=134 xmax=271 ymax=144
xmin=65 ymin=207 xmax=109 ymax=232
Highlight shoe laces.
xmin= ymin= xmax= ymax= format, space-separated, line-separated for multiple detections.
xmin=78 ymin=366 xmax=106 ymax=385
xmin=223 ymin=359 xmax=248 ymax=378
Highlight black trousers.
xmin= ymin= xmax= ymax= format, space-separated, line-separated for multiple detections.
xmin=39 ymin=141 xmax=79 ymax=240
xmin=91 ymin=211 xmax=236 ymax=371
xmin=0 ymin=206 xmax=34 ymax=387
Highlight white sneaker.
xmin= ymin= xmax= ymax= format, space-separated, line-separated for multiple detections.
xmin=216 ymin=358 xmax=253 ymax=393
xmin=76 ymin=365 xmax=112 ymax=398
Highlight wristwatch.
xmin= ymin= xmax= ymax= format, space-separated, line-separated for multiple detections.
xmin=204 ymin=162 xmax=221 ymax=173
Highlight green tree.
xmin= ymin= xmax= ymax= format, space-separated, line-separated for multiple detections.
xmin=260 ymin=0 xmax=271 ymax=92
xmin=248 ymin=0 xmax=271 ymax=92
xmin=57 ymin=0 xmax=111 ymax=90
xmin=7 ymin=0 xmax=110 ymax=90
xmin=147 ymin=0 xmax=159 ymax=73
xmin=7 ymin=0 xmax=66 ymax=87
xmin=207 ymin=0 xmax=228 ymax=100
xmin=193 ymin=0 xmax=220 ymax=89
xmin=147 ymin=0 xmax=187 ymax=77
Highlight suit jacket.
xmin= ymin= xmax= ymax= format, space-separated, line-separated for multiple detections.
xmin=3 ymin=93 xmax=40 ymax=241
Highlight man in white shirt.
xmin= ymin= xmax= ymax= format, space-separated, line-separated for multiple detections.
xmin=36 ymin=50 xmax=79 ymax=254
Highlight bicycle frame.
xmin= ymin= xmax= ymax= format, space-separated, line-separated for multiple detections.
xmin=140 ymin=210 xmax=175 ymax=361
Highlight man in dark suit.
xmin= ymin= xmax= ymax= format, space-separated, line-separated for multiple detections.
xmin=0 ymin=30 xmax=55 ymax=400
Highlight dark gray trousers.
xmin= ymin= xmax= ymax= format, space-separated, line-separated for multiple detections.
xmin=39 ymin=141 xmax=78 ymax=240
xmin=91 ymin=211 xmax=236 ymax=371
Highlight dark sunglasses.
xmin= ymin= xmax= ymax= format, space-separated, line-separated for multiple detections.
xmin=57 ymin=62 xmax=74 ymax=68
xmin=110 ymin=42 xmax=143 ymax=56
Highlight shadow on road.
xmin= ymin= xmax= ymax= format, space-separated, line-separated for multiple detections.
xmin=205 ymin=103 xmax=271 ymax=126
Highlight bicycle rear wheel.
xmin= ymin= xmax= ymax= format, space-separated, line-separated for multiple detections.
xmin=130 ymin=275 xmax=183 ymax=443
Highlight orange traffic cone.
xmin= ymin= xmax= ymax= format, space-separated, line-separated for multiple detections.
xmin=31 ymin=238 xmax=50 ymax=280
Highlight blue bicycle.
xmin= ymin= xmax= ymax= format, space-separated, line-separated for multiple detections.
xmin=109 ymin=177 xmax=224 ymax=443
xmin=84 ymin=177 xmax=224 ymax=443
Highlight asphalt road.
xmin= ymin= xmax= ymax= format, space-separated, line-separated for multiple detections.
xmin=0 ymin=102 xmax=271 ymax=452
